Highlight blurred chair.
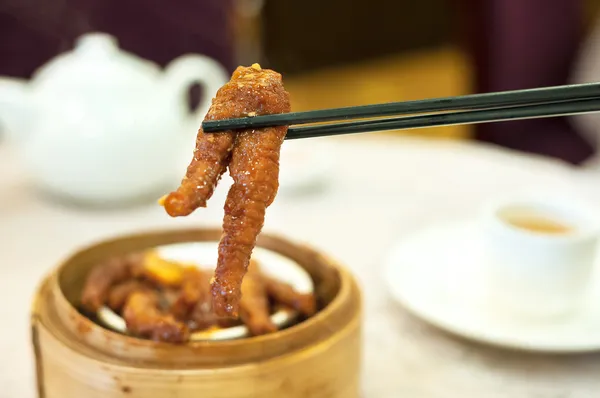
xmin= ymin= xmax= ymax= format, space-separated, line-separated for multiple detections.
xmin=455 ymin=0 xmax=596 ymax=165
xmin=571 ymin=8 xmax=600 ymax=169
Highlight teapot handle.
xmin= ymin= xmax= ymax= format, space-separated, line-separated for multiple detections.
xmin=164 ymin=54 xmax=229 ymax=127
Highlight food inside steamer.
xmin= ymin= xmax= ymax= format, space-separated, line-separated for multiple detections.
xmin=79 ymin=249 xmax=316 ymax=343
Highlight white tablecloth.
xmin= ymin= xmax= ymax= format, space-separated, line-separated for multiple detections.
xmin=3 ymin=136 xmax=600 ymax=398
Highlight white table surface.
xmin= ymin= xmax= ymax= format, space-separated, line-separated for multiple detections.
xmin=3 ymin=135 xmax=600 ymax=398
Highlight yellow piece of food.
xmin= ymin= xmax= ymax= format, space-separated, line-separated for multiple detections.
xmin=142 ymin=251 xmax=190 ymax=287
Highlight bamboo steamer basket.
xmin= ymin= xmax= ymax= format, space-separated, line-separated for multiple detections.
xmin=31 ymin=228 xmax=362 ymax=398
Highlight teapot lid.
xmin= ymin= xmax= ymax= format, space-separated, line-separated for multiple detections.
xmin=32 ymin=32 xmax=161 ymax=92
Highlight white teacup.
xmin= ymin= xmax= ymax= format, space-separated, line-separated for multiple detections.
xmin=481 ymin=194 xmax=600 ymax=319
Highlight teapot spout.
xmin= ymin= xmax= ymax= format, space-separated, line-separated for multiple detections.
xmin=0 ymin=77 xmax=32 ymax=142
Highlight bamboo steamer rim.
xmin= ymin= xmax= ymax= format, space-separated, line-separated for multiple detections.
xmin=35 ymin=280 xmax=361 ymax=375
xmin=37 ymin=227 xmax=360 ymax=368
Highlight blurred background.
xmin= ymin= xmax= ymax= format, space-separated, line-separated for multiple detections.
xmin=6 ymin=3 xmax=600 ymax=396
xmin=2 ymin=0 xmax=600 ymax=165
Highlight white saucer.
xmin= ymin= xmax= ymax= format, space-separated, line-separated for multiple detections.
xmin=98 ymin=242 xmax=314 ymax=341
xmin=384 ymin=220 xmax=600 ymax=353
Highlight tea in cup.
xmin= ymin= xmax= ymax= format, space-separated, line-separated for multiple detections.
xmin=481 ymin=195 xmax=600 ymax=319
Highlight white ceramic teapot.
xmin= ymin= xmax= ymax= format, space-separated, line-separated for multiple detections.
xmin=0 ymin=32 xmax=228 ymax=205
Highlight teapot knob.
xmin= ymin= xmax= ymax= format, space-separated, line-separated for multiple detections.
xmin=74 ymin=33 xmax=119 ymax=56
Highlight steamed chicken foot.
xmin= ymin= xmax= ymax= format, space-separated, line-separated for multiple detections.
xmin=81 ymin=253 xmax=144 ymax=312
xmin=169 ymin=267 xmax=227 ymax=331
xmin=186 ymin=293 xmax=236 ymax=331
xmin=159 ymin=63 xmax=290 ymax=317
xmin=263 ymin=276 xmax=317 ymax=316
xmin=186 ymin=302 xmax=221 ymax=331
xmin=122 ymin=290 xmax=189 ymax=343
xmin=238 ymin=261 xmax=277 ymax=335
xmin=161 ymin=64 xmax=275 ymax=217
xmin=170 ymin=267 xmax=212 ymax=320
xmin=211 ymin=69 xmax=291 ymax=317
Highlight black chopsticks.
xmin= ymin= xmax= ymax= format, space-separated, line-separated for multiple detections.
xmin=201 ymin=82 xmax=600 ymax=139
xmin=284 ymin=98 xmax=600 ymax=139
